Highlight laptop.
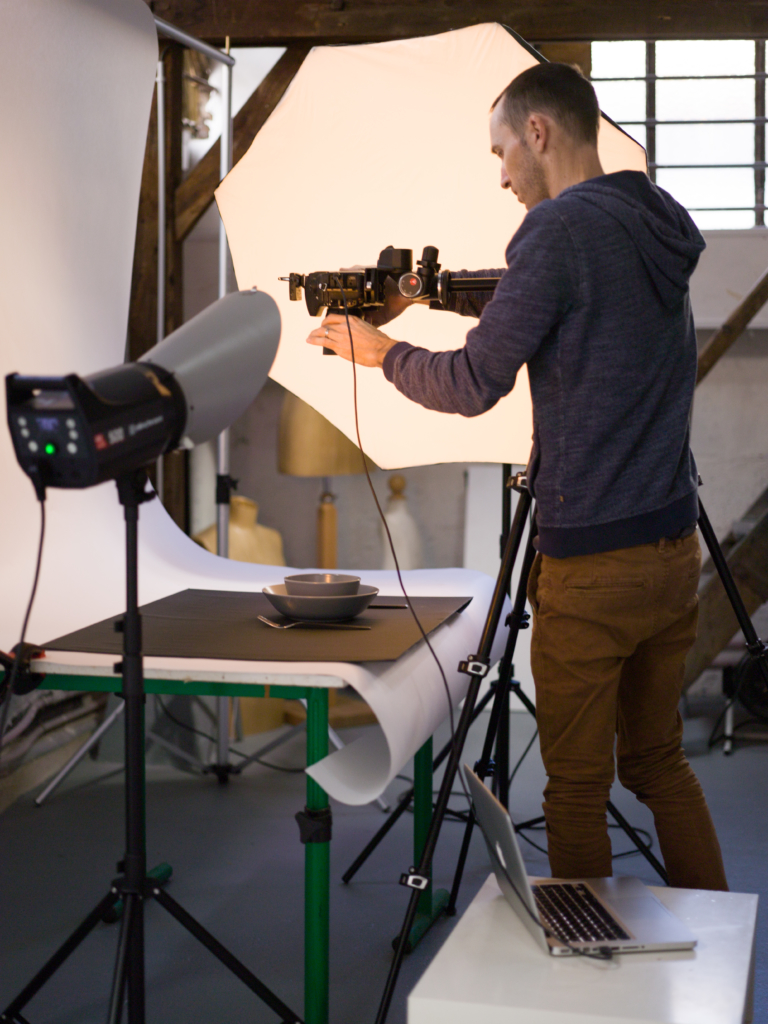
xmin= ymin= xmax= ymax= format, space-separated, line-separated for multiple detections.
xmin=464 ymin=765 xmax=697 ymax=957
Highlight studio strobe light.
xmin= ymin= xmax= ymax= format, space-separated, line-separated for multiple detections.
xmin=0 ymin=288 xmax=305 ymax=1024
xmin=6 ymin=288 xmax=280 ymax=494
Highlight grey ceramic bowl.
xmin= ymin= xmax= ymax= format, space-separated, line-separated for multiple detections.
xmin=283 ymin=573 xmax=361 ymax=596
xmin=263 ymin=584 xmax=378 ymax=621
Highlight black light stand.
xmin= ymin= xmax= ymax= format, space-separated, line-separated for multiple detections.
xmin=374 ymin=474 xmax=533 ymax=1024
xmin=1 ymin=471 xmax=301 ymax=1024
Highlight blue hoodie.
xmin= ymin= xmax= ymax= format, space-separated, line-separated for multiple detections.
xmin=382 ymin=170 xmax=704 ymax=558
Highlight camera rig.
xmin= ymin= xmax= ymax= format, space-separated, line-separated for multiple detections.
xmin=280 ymin=246 xmax=501 ymax=317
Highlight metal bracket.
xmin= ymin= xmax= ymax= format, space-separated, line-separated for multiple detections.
xmin=506 ymin=609 xmax=530 ymax=630
xmin=216 ymin=473 xmax=239 ymax=505
xmin=399 ymin=869 xmax=429 ymax=891
xmin=506 ymin=472 xmax=528 ymax=494
xmin=746 ymin=638 xmax=768 ymax=660
xmin=296 ymin=806 xmax=332 ymax=844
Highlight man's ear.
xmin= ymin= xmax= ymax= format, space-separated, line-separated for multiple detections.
xmin=525 ymin=113 xmax=549 ymax=154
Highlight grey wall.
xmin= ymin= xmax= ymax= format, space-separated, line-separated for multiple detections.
xmin=228 ymin=379 xmax=467 ymax=570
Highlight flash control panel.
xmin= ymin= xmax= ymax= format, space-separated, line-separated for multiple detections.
xmin=12 ymin=412 xmax=88 ymax=460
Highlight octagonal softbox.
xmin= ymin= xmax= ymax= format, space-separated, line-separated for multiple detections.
xmin=216 ymin=24 xmax=646 ymax=469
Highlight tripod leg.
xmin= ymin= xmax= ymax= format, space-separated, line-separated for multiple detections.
xmin=107 ymin=892 xmax=134 ymax=1024
xmin=376 ymin=674 xmax=485 ymax=1024
xmin=446 ymin=534 xmax=537 ymax=916
xmin=152 ymin=888 xmax=301 ymax=1023
xmin=2 ymin=890 xmax=120 ymax=1020
xmin=393 ymin=741 xmax=450 ymax=953
xmin=698 ymin=498 xmax=768 ymax=686
xmin=375 ymin=485 xmax=534 ymax=1024
xmin=126 ymin=894 xmax=144 ymax=1024
xmin=34 ymin=701 xmax=125 ymax=806
xmin=605 ymin=801 xmax=669 ymax=883
xmin=493 ymin=685 xmax=511 ymax=808
xmin=341 ymin=686 xmax=497 ymax=884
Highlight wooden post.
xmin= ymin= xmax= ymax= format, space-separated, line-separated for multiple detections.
xmin=174 ymin=46 xmax=310 ymax=243
xmin=127 ymin=43 xmax=188 ymax=531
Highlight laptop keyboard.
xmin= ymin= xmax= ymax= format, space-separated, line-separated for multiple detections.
xmin=532 ymin=882 xmax=630 ymax=944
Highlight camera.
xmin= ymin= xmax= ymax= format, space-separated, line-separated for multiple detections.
xmin=281 ymin=246 xmax=501 ymax=318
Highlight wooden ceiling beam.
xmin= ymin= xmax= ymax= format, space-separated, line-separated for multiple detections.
xmin=148 ymin=1 xmax=768 ymax=45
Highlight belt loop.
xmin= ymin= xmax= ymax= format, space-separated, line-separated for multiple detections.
xmin=658 ymin=536 xmax=666 ymax=552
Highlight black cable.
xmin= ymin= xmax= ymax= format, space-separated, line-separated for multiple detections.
xmin=153 ymin=695 xmax=304 ymax=774
xmin=0 ymin=497 xmax=46 ymax=764
xmin=508 ymin=726 xmax=538 ymax=787
xmin=338 ymin=292 xmax=472 ymax=803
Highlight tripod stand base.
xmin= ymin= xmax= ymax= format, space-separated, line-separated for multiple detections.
xmin=392 ymin=887 xmax=450 ymax=954
xmin=102 ymin=862 xmax=173 ymax=923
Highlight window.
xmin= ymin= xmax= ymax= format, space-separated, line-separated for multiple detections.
xmin=592 ymin=41 xmax=766 ymax=229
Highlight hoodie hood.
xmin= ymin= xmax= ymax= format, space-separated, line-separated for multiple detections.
xmin=562 ymin=170 xmax=705 ymax=308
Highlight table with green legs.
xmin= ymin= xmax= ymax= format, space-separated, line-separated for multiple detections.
xmin=31 ymin=653 xmax=439 ymax=1024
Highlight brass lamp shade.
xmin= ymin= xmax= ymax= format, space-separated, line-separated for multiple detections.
xmin=278 ymin=391 xmax=376 ymax=477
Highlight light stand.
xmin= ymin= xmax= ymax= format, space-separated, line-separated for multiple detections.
xmin=374 ymin=477 xmax=768 ymax=1024
xmin=1 ymin=472 xmax=301 ymax=1024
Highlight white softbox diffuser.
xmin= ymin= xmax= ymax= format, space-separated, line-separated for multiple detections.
xmin=217 ymin=24 xmax=647 ymax=469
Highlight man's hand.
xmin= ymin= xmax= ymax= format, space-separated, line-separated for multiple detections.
xmin=307 ymin=314 xmax=399 ymax=368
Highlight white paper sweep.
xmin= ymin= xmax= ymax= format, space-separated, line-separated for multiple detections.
xmin=216 ymin=23 xmax=647 ymax=470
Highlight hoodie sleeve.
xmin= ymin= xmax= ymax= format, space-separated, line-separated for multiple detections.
xmin=382 ymin=204 xmax=579 ymax=417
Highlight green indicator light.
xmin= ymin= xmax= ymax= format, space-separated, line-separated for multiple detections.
xmin=44 ymin=442 xmax=57 ymax=455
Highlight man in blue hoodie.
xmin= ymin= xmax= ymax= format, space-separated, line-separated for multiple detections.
xmin=308 ymin=62 xmax=727 ymax=891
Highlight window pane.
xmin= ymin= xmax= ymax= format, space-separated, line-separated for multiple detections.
xmin=656 ymin=40 xmax=755 ymax=78
xmin=656 ymin=78 xmax=754 ymax=122
xmin=656 ymin=122 xmax=754 ymax=165
xmin=593 ymin=80 xmax=646 ymax=123
xmin=614 ymin=123 xmax=646 ymax=151
xmin=591 ymin=41 xmax=646 ymax=79
xmin=656 ymin=167 xmax=754 ymax=210
xmin=689 ymin=209 xmax=757 ymax=230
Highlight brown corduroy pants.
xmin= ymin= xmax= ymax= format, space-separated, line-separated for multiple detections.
xmin=526 ymin=530 xmax=728 ymax=890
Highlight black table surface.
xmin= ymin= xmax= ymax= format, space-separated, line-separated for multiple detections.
xmin=44 ymin=589 xmax=473 ymax=664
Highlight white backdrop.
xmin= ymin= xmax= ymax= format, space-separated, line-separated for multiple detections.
xmin=217 ymin=24 xmax=647 ymax=470
xmin=0 ymin=1 xmax=508 ymax=804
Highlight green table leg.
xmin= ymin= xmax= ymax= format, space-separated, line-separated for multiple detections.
xmin=305 ymin=688 xmax=330 ymax=1024
xmin=401 ymin=738 xmax=449 ymax=953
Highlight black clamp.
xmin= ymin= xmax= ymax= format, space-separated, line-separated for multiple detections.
xmin=399 ymin=868 xmax=430 ymax=891
xmin=458 ymin=655 xmax=490 ymax=678
xmin=505 ymin=609 xmax=530 ymax=630
xmin=746 ymin=638 xmax=768 ymax=660
xmin=507 ymin=472 xmax=529 ymax=494
xmin=296 ymin=806 xmax=332 ymax=844
xmin=473 ymin=757 xmax=495 ymax=778
xmin=216 ymin=474 xmax=239 ymax=505
xmin=0 ymin=642 xmax=45 ymax=697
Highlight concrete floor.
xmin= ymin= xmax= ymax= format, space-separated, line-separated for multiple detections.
xmin=0 ymin=702 xmax=764 ymax=1024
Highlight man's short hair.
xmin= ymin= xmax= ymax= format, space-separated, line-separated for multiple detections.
xmin=492 ymin=62 xmax=600 ymax=146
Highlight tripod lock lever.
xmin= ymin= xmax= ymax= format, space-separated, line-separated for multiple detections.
xmin=458 ymin=655 xmax=490 ymax=678
xmin=400 ymin=869 xmax=430 ymax=891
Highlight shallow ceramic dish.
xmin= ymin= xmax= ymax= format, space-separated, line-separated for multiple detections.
xmin=263 ymin=584 xmax=378 ymax=621
xmin=283 ymin=573 xmax=361 ymax=597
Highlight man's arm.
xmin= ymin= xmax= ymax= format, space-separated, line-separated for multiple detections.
xmin=308 ymin=206 xmax=578 ymax=416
